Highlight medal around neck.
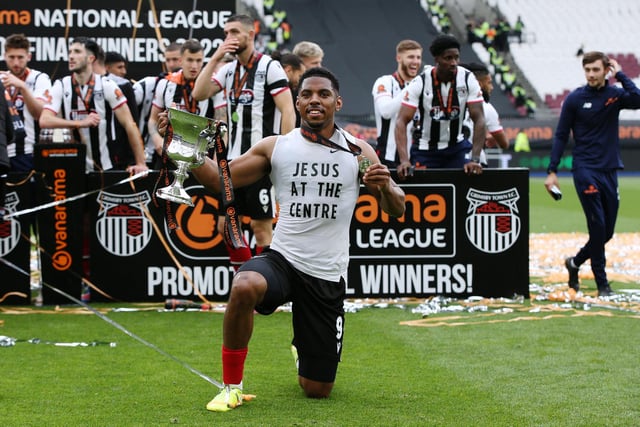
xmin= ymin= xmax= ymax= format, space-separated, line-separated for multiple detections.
xmin=156 ymin=108 xmax=227 ymax=206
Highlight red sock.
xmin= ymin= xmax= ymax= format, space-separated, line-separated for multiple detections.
xmin=254 ymin=245 xmax=264 ymax=256
xmin=222 ymin=345 xmax=248 ymax=385
xmin=226 ymin=238 xmax=251 ymax=271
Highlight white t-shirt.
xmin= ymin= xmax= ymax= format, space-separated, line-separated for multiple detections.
xmin=269 ymin=128 xmax=360 ymax=282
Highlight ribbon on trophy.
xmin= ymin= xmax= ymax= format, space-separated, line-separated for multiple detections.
xmin=153 ymin=118 xmax=179 ymax=230
xmin=152 ymin=108 xmax=245 ymax=248
xmin=211 ymin=123 xmax=247 ymax=249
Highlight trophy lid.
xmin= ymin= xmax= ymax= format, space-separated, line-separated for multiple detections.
xmin=168 ymin=108 xmax=214 ymax=141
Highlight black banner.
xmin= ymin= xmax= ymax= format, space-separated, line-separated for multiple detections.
xmin=87 ymin=171 xmax=235 ymax=302
xmin=0 ymin=172 xmax=33 ymax=305
xmin=86 ymin=168 xmax=529 ymax=302
xmin=348 ymin=169 xmax=529 ymax=299
xmin=34 ymin=143 xmax=86 ymax=305
xmin=0 ymin=0 xmax=235 ymax=81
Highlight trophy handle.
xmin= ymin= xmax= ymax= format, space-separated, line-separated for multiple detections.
xmin=200 ymin=120 xmax=228 ymax=149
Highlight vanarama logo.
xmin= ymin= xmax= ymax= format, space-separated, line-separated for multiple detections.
xmin=465 ymin=188 xmax=521 ymax=254
xmin=52 ymin=169 xmax=72 ymax=271
xmin=0 ymin=10 xmax=31 ymax=25
xmin=352 ymin=184 xmax=455 ymax=257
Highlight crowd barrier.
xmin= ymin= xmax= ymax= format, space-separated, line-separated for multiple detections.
xmin=1 ymin=144 xmax=530 ymax=305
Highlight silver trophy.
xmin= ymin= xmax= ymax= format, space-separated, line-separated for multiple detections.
xmin=156 ymin=108 xmax=227 ymax=207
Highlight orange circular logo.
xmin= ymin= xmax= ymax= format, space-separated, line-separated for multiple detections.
xmin=52 ymin=250 xmax=72 ymax=271
xmin=174 ymin=194 xmax=222 ymax=250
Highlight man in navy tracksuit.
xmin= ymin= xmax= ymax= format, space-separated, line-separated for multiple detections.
xmin=545 ymin=51 xmax=640 ymax=297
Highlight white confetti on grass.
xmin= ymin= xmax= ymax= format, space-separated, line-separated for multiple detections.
xmin=529 ymin=232 xmax=640 ymax=284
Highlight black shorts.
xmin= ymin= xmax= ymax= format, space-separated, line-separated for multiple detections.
xmin=217 ymin=174 xmax=274 ymax=219
xmin=239 ymin=248 xmax=346 ymax=382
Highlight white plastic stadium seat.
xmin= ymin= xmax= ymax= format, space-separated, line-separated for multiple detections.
xmin=493 ymin=0 xmax=640 ymax=118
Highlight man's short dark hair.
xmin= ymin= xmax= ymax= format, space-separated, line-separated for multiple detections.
xmin=429 ymin=35 xmax=460 ymax=57
xmin=165 ymin=41 xmax=182 ymax=52
xmin=105 ymin=51 xmax=126 ymax=65
xmin=582 ymin=51 xmax=609 ymax=67
xmin=180 ymin=39 xmax=203 ymax=55
xmin=299 ymin=67 xmax=340 ymax=93
xmin=225 ymin=14 xmax=255 ymax=29
xmin=460 ymin=62 xmax=489 ymax=77
xmin=271 ymin=51 xmax=304 ymax=71
xmin=5 ymin=33 xmax=30 ymax=51
xmin=71 ymin=37 xmax=101 ymax=59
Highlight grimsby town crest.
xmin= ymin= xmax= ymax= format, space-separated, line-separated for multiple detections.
xmin=0 ymin=192 xmax=21 ymax=257
xmin=465 ymin=188 xmax=521 ymax=254
xmin=96 ymin=191 xmax=153 ymax=256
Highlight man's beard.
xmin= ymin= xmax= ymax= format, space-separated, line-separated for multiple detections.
xmin=11 ymin=67 xmax=27 ymax=77
xmin=304 ymin=117 xmax=326 ymax=130
xmin=401 ymin=63 xmax=417 ymax=79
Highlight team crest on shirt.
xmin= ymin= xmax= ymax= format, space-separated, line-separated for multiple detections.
xmin=457 ymin=85 xmax=468 ymax=97
xmin=95 ymin=190 xmax=153 ymax=256
xmin=42 ymin=89 xmax=53 ymax=104
xmin=255 ymin=70 xmax=267 ymax=83
xmin=465 ymin=188 xmax=520 ymax=254
xmin=13 ymin=96 xmax=24 ymax=110
xmin=0 ymin=192 xmax=21 ymax=258
xmin=229 ymin=89 xmax=254 ymax=105
xmin=94 ymin=90 xmax=104 ymax=101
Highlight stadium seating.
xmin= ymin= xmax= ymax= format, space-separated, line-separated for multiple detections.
xmin=491 ymin=0 xmax=640 ymax=119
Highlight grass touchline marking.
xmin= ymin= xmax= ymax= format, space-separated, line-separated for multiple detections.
xmin=0 ymin=256 xmax=223 ymax=389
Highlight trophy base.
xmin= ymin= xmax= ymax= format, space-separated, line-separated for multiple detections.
xmin=156 ymin=186 xmax=194 ymax=207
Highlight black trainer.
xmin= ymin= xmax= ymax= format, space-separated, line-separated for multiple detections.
xmin=598 ymin=285 xmax=615 ymax=298
xmin=565 ymin=257 xmax=580 ymax=291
